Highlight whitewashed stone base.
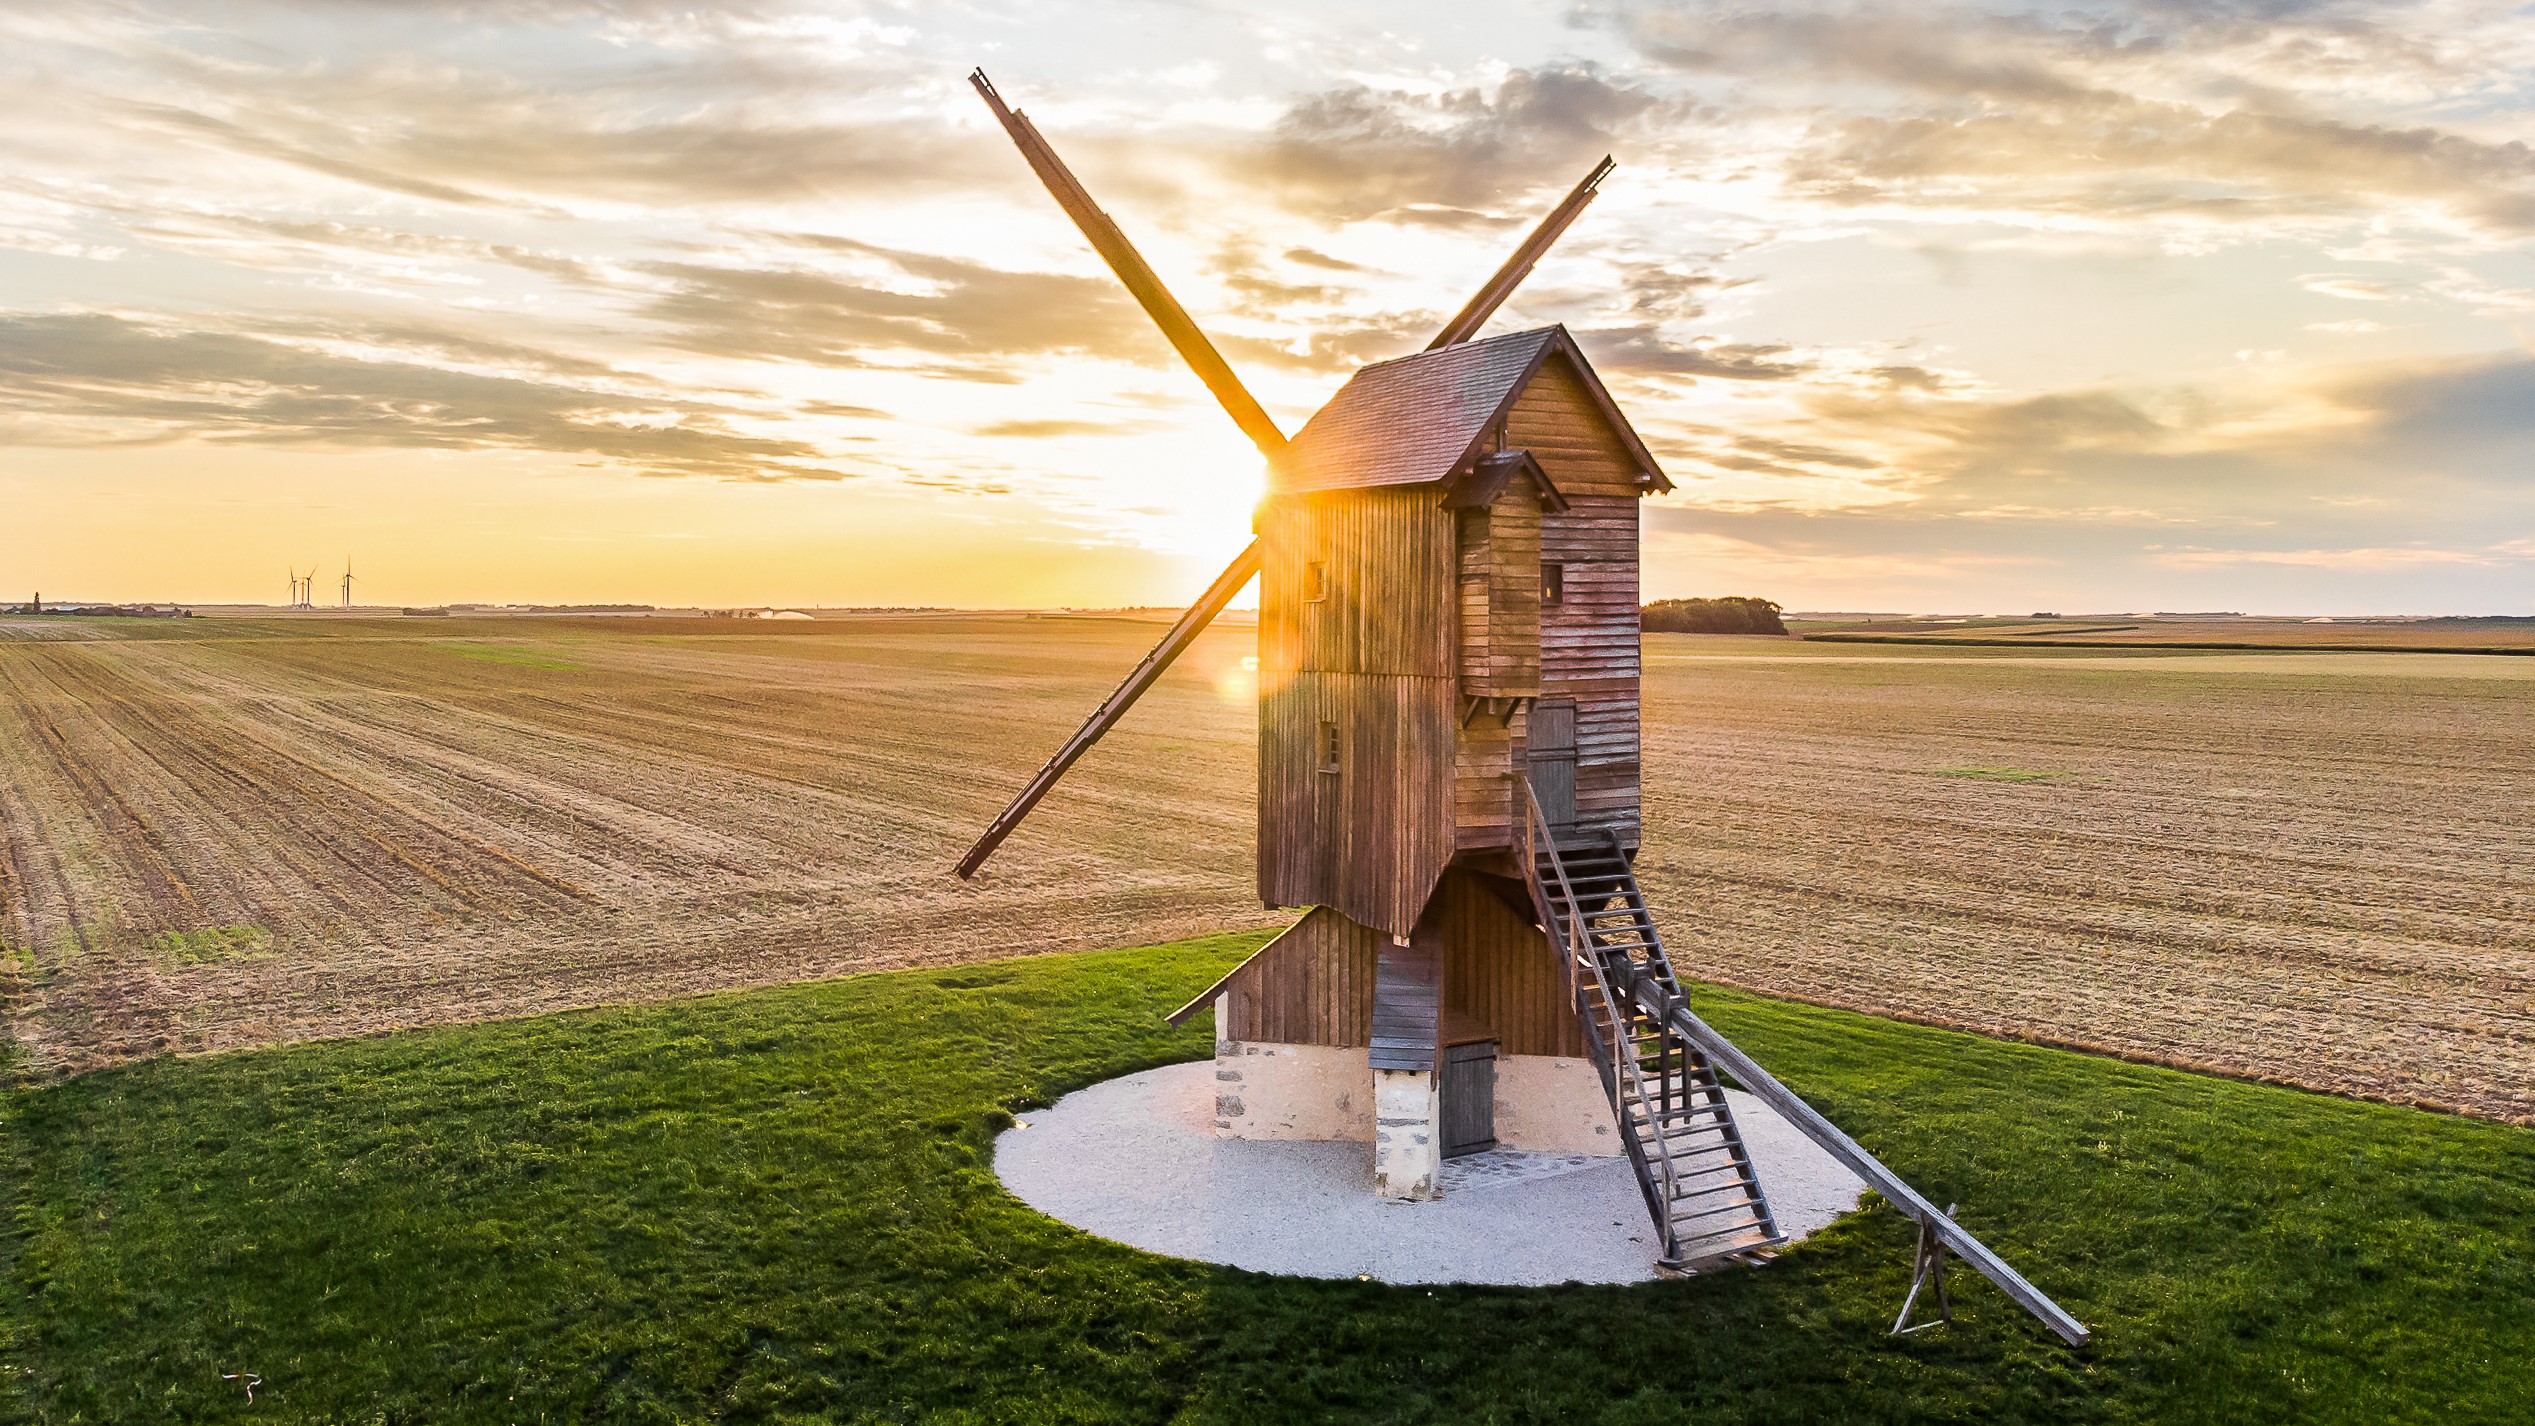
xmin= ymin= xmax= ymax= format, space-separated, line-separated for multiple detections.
xmin=1213 ymin=1026 xmax=1621 ymax=1165
xmin=1372 ymin=1068 xmax=1440 ymax=1199
xmin=1210 ymin=1041 xmax=1375 ymax=1141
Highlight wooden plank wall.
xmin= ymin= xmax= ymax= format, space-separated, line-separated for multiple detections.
xmin=1452 ymin=712 xmax=1516 ymax=852
xmin=1224 ymin=882 xmax=1582 ymax=1059
xmin=1258 ymin=487 xmax=1453 ymax=677
xmin=1257 ymin=487 xmax=1460 ymax=935
xmin=1435 ymin=869 xmax=1587 ymax=1058
xmin=1220 ymin=906 xmax=1379 ymax=1046
xmin=1451 ymin=479 xmax=1545 ymax=852
xmin=1504 ymin=354 xmax=1643 ymax=844
xmin=1454 ymin=494 xmax=1541 ymax=696
xmin=1369 ymin=930 xmax=1443 ymax=1072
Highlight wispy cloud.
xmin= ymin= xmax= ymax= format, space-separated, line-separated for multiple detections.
xmin=2152 ymin=543 xmax=2530 ymax=571
xmin=0 ymin=312 xmax=846 ymax=481
xmin=4 ymin=0 xmax=2534 ymax=609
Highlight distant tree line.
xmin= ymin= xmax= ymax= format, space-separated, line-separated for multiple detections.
xmin=1642 ymin=597 xmax=1787 ymax=635
xmin=3 ymin=602 xmax=191 ymax=619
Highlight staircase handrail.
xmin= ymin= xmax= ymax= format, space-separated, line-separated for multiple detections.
xmin=1625 ymin=972 xmax=2089 ymax=1345
xmin=1520 ymin=780 xmax=1697 ymax=1237
xmin=1513 ymin=782 xmax=2090 ymax=1345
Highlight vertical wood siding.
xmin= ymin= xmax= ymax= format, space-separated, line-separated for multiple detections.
xmin=1435 ymin=869 xmax=1586 ymax=1058
xmin=1222 ymin=879 xmax=1582 ymax=1060
xmin=1259 ymin=487 xmax=1453 ymax=677
xmin=1251 ymin=343 xmax=1647 ymax=1051
xmin=1220 ymin=905 xmax=1380 ymax=1046
xmin=1257 ymin=487 xmax=1459 ymax=935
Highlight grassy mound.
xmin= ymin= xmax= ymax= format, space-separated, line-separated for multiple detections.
xmin=2 ymin=933 xmax=2527 ymax=1423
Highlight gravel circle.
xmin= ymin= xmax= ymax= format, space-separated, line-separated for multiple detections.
xmin=995 ymin=1061 xmax=1866 ymax=1286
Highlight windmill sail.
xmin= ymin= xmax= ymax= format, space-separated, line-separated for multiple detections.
xmin=970 ymin=70 xmax=1285 ymax=460
xmin=953 ymin=541 xmax=1261 ymax=878
xmin=1428 ymin=157 xmax=1613 ymax=349
xmin=953 ymin=77 xmax=1616 ymax=877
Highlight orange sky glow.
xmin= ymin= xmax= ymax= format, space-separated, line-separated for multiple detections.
xmin=4 ymin=2 xmax=2533 ymax=614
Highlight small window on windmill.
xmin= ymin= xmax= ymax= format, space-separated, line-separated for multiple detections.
xmin=1317 ymin=721 xmax=1341 ymax=774
xmin=1542 ymin=562 xmax=1566 ymax=607
xmin=1305 ymin=560 xmax=1329 ymax=602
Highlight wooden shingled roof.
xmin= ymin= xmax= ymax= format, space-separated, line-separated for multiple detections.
xmin=1268 ymin=325 xmax=1671 ymax=496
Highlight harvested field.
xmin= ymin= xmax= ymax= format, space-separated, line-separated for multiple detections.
xmin=0 ymin=614 xmax=1269 ymax=1074
xmin=1 ymin=617 xmax=2529 ymax=1127
xmin=1794 ymin=614 xmax=2535 ymax=654
xmin=1638 ymin=639 xmax=2535 ymax=1124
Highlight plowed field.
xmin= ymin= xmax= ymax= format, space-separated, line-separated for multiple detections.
xmin=0 ymin=615 xmax=1268 ymax=1074
xmin=2 ymin=617 xmax=2527 ymax=1125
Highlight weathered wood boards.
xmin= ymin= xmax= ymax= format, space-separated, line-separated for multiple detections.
xmin=1256 ymin=488 xmax=1459 ymax=934
xmin=1260 ymin=331 xmax=1664 ymax=935
xmin=1187 ymin=872 xmax=1584 ymax=1060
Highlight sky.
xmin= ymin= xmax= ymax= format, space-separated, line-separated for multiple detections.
xmin=2 ymin=1 xmax=2532 ymax=614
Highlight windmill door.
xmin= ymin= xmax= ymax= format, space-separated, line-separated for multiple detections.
xmin=1440 ymin=1039 xmax=1499 ymax=1158
xmin=1527 ymin=698 xmax=1577 ymax=831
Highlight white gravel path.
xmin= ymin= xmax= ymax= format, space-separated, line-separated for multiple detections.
xmin=994 ymin=1060 xmax=1866 ymax=1286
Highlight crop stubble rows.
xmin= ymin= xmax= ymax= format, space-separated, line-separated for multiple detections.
xmin=0 ymin=618 xmax=2527 ymax=1124
xmin=1637 ymin=649 xmax=2534 ymax=1123
xmin=0 ymin=617 xmax=1266 ymax=1073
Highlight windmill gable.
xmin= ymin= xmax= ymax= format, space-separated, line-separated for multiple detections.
xmin=1270 ymin=326 xmax=1669 ymax=497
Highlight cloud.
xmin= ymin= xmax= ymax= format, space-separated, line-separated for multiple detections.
xmin=1597 ymin=1 xmax=2535 ymax=239
xmin=1654 ymin=347 xmax=2535 ymax=554
xmin=0 ymin=311 xmax=844 ymax=481
xmin=1282 ymin=246 xmax=1376 ymax=273
xmin=93 ymin=25 xmax=995 ymax=211
xmin=971 ymin=417 xmax=1164 ymax=439
xmin=1216 ymin=316 xmax=1443 ymax=376
xmin=2328 ymin=349 xmax=2535 ymax=447
xmin=2150 ymin=544 xmax=2523 ymax=571
xmin=630 ymin=235 xmax=1167 ymax=373
xmin=1250 ymin=67 xmax=1667 ymax=221
xmin=2301 ymin=274 xmax=2395 ymax=301
xmin=1578 ymin=325 xmax=1811 ymax=380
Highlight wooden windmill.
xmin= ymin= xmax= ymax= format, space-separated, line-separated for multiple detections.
xmin=953 ymin=71 xmax=2085 ymax=1344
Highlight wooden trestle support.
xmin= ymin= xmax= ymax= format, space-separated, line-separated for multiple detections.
xmin=1520 ymin=784 xmax=2091 ymax=1346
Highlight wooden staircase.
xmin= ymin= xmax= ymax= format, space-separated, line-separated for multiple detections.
xmin=1530 ymin=831 xmax=1785 ymax=1268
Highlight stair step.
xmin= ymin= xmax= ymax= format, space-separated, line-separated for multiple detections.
xmin=1651 ymin=1156 xmax=1755 ymax=1182
xmin=1532 ymin=849 xmax=1786 ymax=1259
xmin=1630 ymin=1102 xmax=1735 ymax=1126
xmin=1669 ymin=1198 xmax=1774 ymax=1226
xmin=1642 ymin=1129 xmax=1744 ymax=1149
xmin=1665 ymin=1177 xmax=1762 ymax=1204
xmin=1668 ymin=1228 xmax=1785 ymax=1261
xmin=1670 ymin=1223 xmax=1771 ymax=1253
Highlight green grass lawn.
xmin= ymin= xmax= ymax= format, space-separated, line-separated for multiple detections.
xmin=3 ymin=933 xmax=2528 ymax=1424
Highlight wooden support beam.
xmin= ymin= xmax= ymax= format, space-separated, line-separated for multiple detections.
xmin=1427 ymin=157 xmax=1615 ymax=350
xmin=1650 ymin=988 xmax=2092 ymax=1347
xmin=971 ymin=70 xmax=1286 ymax=459
xmin=954 ymin=538 xmax=1262 ymax=878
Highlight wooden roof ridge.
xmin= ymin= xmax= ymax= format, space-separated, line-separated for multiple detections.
xmin=1268 ymin=324 xmax=1671 ymax=496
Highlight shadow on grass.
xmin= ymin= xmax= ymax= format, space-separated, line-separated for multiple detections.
xmin=1 ymin=931 xmax=2527 ymax=1423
